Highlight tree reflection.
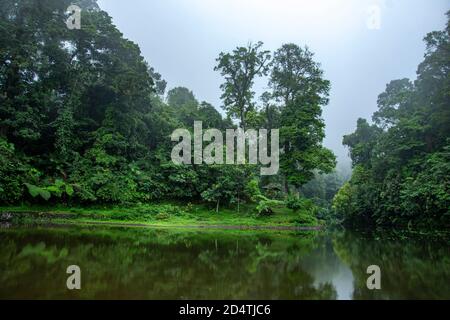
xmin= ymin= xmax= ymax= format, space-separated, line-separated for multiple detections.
xmin=0 ymin=226 xmax=448 ymax=299
xmin=333 ymin=231 xmax=450 ymax=299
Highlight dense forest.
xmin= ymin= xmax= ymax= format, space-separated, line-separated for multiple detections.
xmin=0 ymin=0 xmax=336 ymax=216
xmin=332 ymin=12 xmax=450 ymax=229
xmin=0 ymin=1 xmax=448 ymax=229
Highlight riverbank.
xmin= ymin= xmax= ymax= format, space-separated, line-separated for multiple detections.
xmin=0 ymin=202 xmax=323 ymax=230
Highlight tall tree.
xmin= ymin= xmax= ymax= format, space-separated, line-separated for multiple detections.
xmin=270 ymin=44 xmax=336 ymax=191
xmin=215 ymin=42 xmax=271 ymax=130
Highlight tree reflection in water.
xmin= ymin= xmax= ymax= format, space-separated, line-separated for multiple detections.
xmin=0 ymin=226 xmax=448 ymax=299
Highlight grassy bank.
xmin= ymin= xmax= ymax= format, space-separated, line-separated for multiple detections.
xmin=0 ymin=202 xmax=322 ymax=229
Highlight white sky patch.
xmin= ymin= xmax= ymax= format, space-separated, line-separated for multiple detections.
xmin=184 ymin=0 xmax=365 ymax=41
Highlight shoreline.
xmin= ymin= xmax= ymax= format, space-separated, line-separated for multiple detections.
xmin=0 ymin=210 xmax=322 ymax=231
xmin=72 ymin=220 xmax=323 ymax=231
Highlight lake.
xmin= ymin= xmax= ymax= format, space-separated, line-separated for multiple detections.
xmin=0 ymin=223 xmax=449 ymax=299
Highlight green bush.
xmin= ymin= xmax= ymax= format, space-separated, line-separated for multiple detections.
xmin=256 ymin=200 xmax=274 ymax=216
xmin=294 ymin=212 xmax=318 ymax=226
xmin=286 ymin=196 xmax=303 ymax=212
xmin=255 ymin=196 xmax=284 ymax=217
xmin=0 ymin=138 xmax=29 ymax=203
xmin=155 ymin=212 xmax=170 ymax=220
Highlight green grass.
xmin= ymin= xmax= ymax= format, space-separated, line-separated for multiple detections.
xmin=0 ymin=202 xmax=321 ymax=228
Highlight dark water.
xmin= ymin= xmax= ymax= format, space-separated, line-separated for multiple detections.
xmin=0 ymin=224 xmax=449 ymax=300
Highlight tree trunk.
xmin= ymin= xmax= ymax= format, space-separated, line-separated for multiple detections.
xmin=284 ymin=179 xmax=290 ymax=196
xmin=240 ymin=108 xmax=246 ymax=131
xmin=237 ymin=193 xmax=240 ymax=213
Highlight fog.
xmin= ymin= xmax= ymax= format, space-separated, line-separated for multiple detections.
xmin=97 ymin=0 xmax=449 ymax=167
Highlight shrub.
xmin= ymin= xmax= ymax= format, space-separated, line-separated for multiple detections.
xmin=155 ymin=212 xmax=170 ymax=220
xmin=256 ymin=200 xmax=274 ymax=216
xmin=294 ymin=212 xmax=318 ymax=226
xmin=286 ymin=196 xmax=303 ymax=212
xmin=255 ymin=196 xmax=283 ymax=217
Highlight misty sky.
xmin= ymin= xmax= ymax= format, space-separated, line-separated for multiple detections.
xmin=97 ymin=0 xmax=449 ymax=167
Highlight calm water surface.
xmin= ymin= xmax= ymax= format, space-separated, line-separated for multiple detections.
xmin=0 ymin=224 xmax=449 ymax=299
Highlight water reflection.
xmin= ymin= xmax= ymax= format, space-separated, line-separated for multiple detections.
xmin=0 ymin=225 xmax=448 ymax=299
xmin=301 ymin=239 xmax=355 ymax=300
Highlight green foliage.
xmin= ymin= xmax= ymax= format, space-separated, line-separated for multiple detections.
xmin=284 ymin=196 xmax=319 ymax=224
xmin=256 ymin=200 xmax=274 ymax=216
xmin=46 ymin=180 xmax=74 ymax=198
xmin=0 ymin=0 xmax=333 ymax=224
xmin=215 ymin=41 xmax=271 ymax=129
xmin=336 ymin=13 xmax=450 ymax=229
xmin=245 ymin=179 xmax=262 ymax=202
xmin=294 ymin=212 xmax=318 ymax=226
xmin=343 ymin=119 xmax=382 ymax=167
xmin=286 ymin=196 xmax=303 ymax=212
xmin=255 ymin=198 xmax=280 ymax=217
xmin=0 ymin=137 xmax=25 ymax=202
xmin=155 ymin=212 xmax=170 ymax=220
xmin=270 ymin=44 xmax=336 ymax=189
xmin=399 ymin=148 xmax=450 ymax=223
xmin=200 ymin=165 xmax=255 ymax=211
xmin=167 ymin=87 xmax=197 ymax=108
xmin=24 ymin=179 xmax=77 ymax=202
xmin=24 ymin=183 xmax=51 ymax=201
xmin=332 ymin=182 xmax=353 ymax=221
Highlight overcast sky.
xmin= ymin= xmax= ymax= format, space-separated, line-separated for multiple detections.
xmin=97 ymin=0 xmax=449 ymax=167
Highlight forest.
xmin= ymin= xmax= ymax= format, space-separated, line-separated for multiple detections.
xmin=332 ymin=11 xmax=450 ymax=229
xmin=0 ymin=0 xmax=448 ymax=230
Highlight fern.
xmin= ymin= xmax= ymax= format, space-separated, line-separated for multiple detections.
xmin=24 ymin=183 xmax=51 ymax=201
